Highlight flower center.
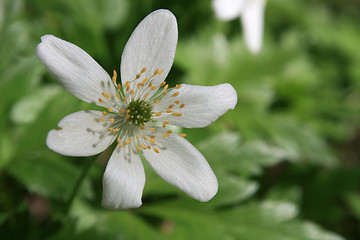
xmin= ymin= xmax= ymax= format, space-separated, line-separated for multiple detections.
xmin=126 ymin=99 xmax=152 ymax=126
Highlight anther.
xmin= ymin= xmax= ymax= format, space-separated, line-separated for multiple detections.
xmin=164 ymin=84 xmax=169 ymax=91
xmin=172 ymin=92 xmax=179 ymax=97
xmin=154 ymin=69 xmax=159 ymax=75
xmin=175 ymin=84 xmax=182 ymax=89
xmin=117 ymin=84 xmax=121 ymax=89
xmin=125 ymin=81 xmax=130 ymax=87
xmin=102 ymin=111 xmax=108 ymax=116
xmin=149 ymin=128 xmax=156 ymax=131
xmin=150 ymin=139 xmax=156 ymax=144
xmin=107 ymin=107 xmax=113 ymax=112
xmin=150 ymin=86 xmax=157 ymax=90
xmin=160 ymin=81 xmax=166 ymax=87
xmin=163 ymin=91 xmax=167 ymax=96
xmin=126 ymin=86 xmax=130 ymax=92
xmin=167 ymin=130 xmax=173 ymax=134
xmin=140 ymin=144 xmax=146 ymax=150
xmin=142 ymin=78 xmax=149 ymax=83
xmin=174 ymin=100 xmax=180 ymax=104
xmin=147 ymin=145 xmax=152 ymax=149
xmin=155 ymin=99 xmax=161 ymax=104
xmin=126 ymin=114 xmax=130 ymax=119
xmin=158 ymin=69 xmax=164 ymax=75
xmin=99 ymin=98 xmax=103 ymax=103
xmin=100 ymin=118 xmax=105 ymax=122
xmin=168 ymin=104 xmax=174 ymax=108
xmin=150 ymin=135 xmax=156 ymax=138
xmin=155 ymin=112 xmax=162 ymax=117
xmin=166 ymin=110 xmax=173 ymax=113
xmin=140 ymin=125 xmax=146 ymax=130
xmin=153 ymin=147 xmax=159 ymax=153
xmin=179 ymin=133 xmax=187 ymax=137
xmin=109 ymin=118 xmax=115 ymax=122
xmin=131 ymin=90 xmax=135 ymax=95
xmin=125 ymin=138 xmax=131 ymax=145
xmin=141 ymin=67 xmax=147 ymax=73
xmin=117 ymin=138 xmax=122 ymax=143
xmin=136 ymin=146 xmax=141 ymax=152
xmin=144 ymin=93 xmax=149 ymax=98
xmin=171 ymin=113 xmax=182 ymax=117
xmin=162 ymin=134 xmax=169 ymax=137
xmin=136 ymin=74 xmax=141 ymax=79
xmin=116 ymin=93 xmax=120 ymax=99
xmin=119 ymin=109 xmax=125 ymax=114
xmin=180 ymin=104 xmax=185 ymax=108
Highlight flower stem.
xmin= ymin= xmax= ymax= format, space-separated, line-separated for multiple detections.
xmin=64 ymin=157 xmax=96 ymax=214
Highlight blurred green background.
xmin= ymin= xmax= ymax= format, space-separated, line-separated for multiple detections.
xmin=1 ymin=0 xmax=360 ymax=239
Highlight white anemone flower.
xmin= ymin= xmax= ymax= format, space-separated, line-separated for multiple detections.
xmin=36 ymin=9 xmax=237 ymax=210
xmin=212 ymin=0 xmax=266 ymax=54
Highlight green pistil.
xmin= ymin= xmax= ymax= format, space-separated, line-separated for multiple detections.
xmin=126 ymin=99 xmax=152 ymax=126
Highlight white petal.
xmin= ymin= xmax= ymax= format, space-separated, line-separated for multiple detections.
xmin=212 ymin=0 xmax=244 ymax=20
xmin=102 ymin=145 xmax=145 ymax=210
xmin=143 ymin=132 xmax=218 ymax=202
xmin=46 ymin=111 xmax=116 ymax=156
xmin=36 ymin=35 xmax=116 ymax=107
xmin=120 ymin=9 xmax=177 ymax=94
xmin=241 ymin=0 xmax=266 ymax=53
xmin=153 ymin=83 xmax=237 ymax=128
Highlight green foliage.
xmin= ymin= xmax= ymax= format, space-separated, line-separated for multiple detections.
xmin=1 ymin=0 xmax=359 ymax=239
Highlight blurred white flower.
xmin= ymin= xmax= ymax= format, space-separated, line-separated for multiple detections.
xmin=212 ymin=0 xmax=266 ymax=53
xmin=36 ymin=10 xmax=237 ymax=210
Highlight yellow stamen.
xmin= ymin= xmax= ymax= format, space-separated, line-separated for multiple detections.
xmin=172 ymin=113 xmax=182 ymax=117
xmin=167 ymin=130 xmax=173 ymax=134
xmin=174 ymin=100 xmax=180 ymax=104
xmin=172 ymin=92 xmax=179 ymax=97
xmin=166 ymin=109 xmax=173 ymax=113
xmin=155 ymin=99 xmax=161 ymax=104
xmin=150 ymin=86 xmax=157 ymax=90
xmin=100 ymin=118 xmax=105 ymax=122
xmin=155 ymin=112 xmax=162 ymax=117
xmin=136 ymin=146 xmax=140 ymax=152
xmin=125 ymin=114 xmax=130 ymax=119
xmin=163 ymin=91 xmax=167 ymax=96
xmin=131 ymin=90 xmax=135 ymax=95
xmin=126 ymin=86 xmax=130 ymax=92
xmin=175 ymin=84 xmax=182 ymax=89
xmin=136 ymin=74 xmax=141 ymax=79
xmin=140 ymin=144 xmax=146 ymax=150
xmin=109 ymin=118 xmax=115 ymax=122
xmin=147 ymin=145 xmax=152 ymax=149
xmin=180 ymin=104 xmax=185 ymax=108
xmin=142 ymin=78 xmax=149 ymax=83
xmin=168 ymin=104 xmax=174 ymax=108
xmin=116 ymin=93 xmax=120 ymax=99
xmin=149 ymin=128 xmax=156 ymax=131
xmin=150 ymin=139 xmax=156 ymax=144
xmin=142 ymin=135 xmax=147 ymax=140
xmin=153 ymin=147 xmax=159 ymax=153
xmin=102 ymin=111 xmax=108 ymax=116
xmin=162 ymin=134 xmax=169 ymax=137
xmin=141 ymin=67 xmax=147 ymax=73
xmin=117 ymin=138 xmax=122 ymax=143
xmin=160 ymin=81 xmax=166 ymax=87
xmin=125 ymin=81 xmax=130 ymax=87
xmin=144 ymin=93 xmax=149 ymax=98
xmin=107 ymin=107 xmax=113 ymax=112
xmin=140 ymin=125 xmax=146 ymax=130
xmin=158 ymin=69 xmax=164 ymax=75
xmin=119 ymin=109 xmax=125 ymax=114
xmin=125 ymin=138 xmax=131 ymax=145
xmin=179 ymin=133 xmax=187 ymax=137
xmin=150 ymin=135 xmax=156 ymax=138
xmin=164 ymin=84 xmax=169 ymax=91
xmin=99 ymin=98 xmax=103 ymax=103
xmin=154 ymin=69 xmax=159 ymax=75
